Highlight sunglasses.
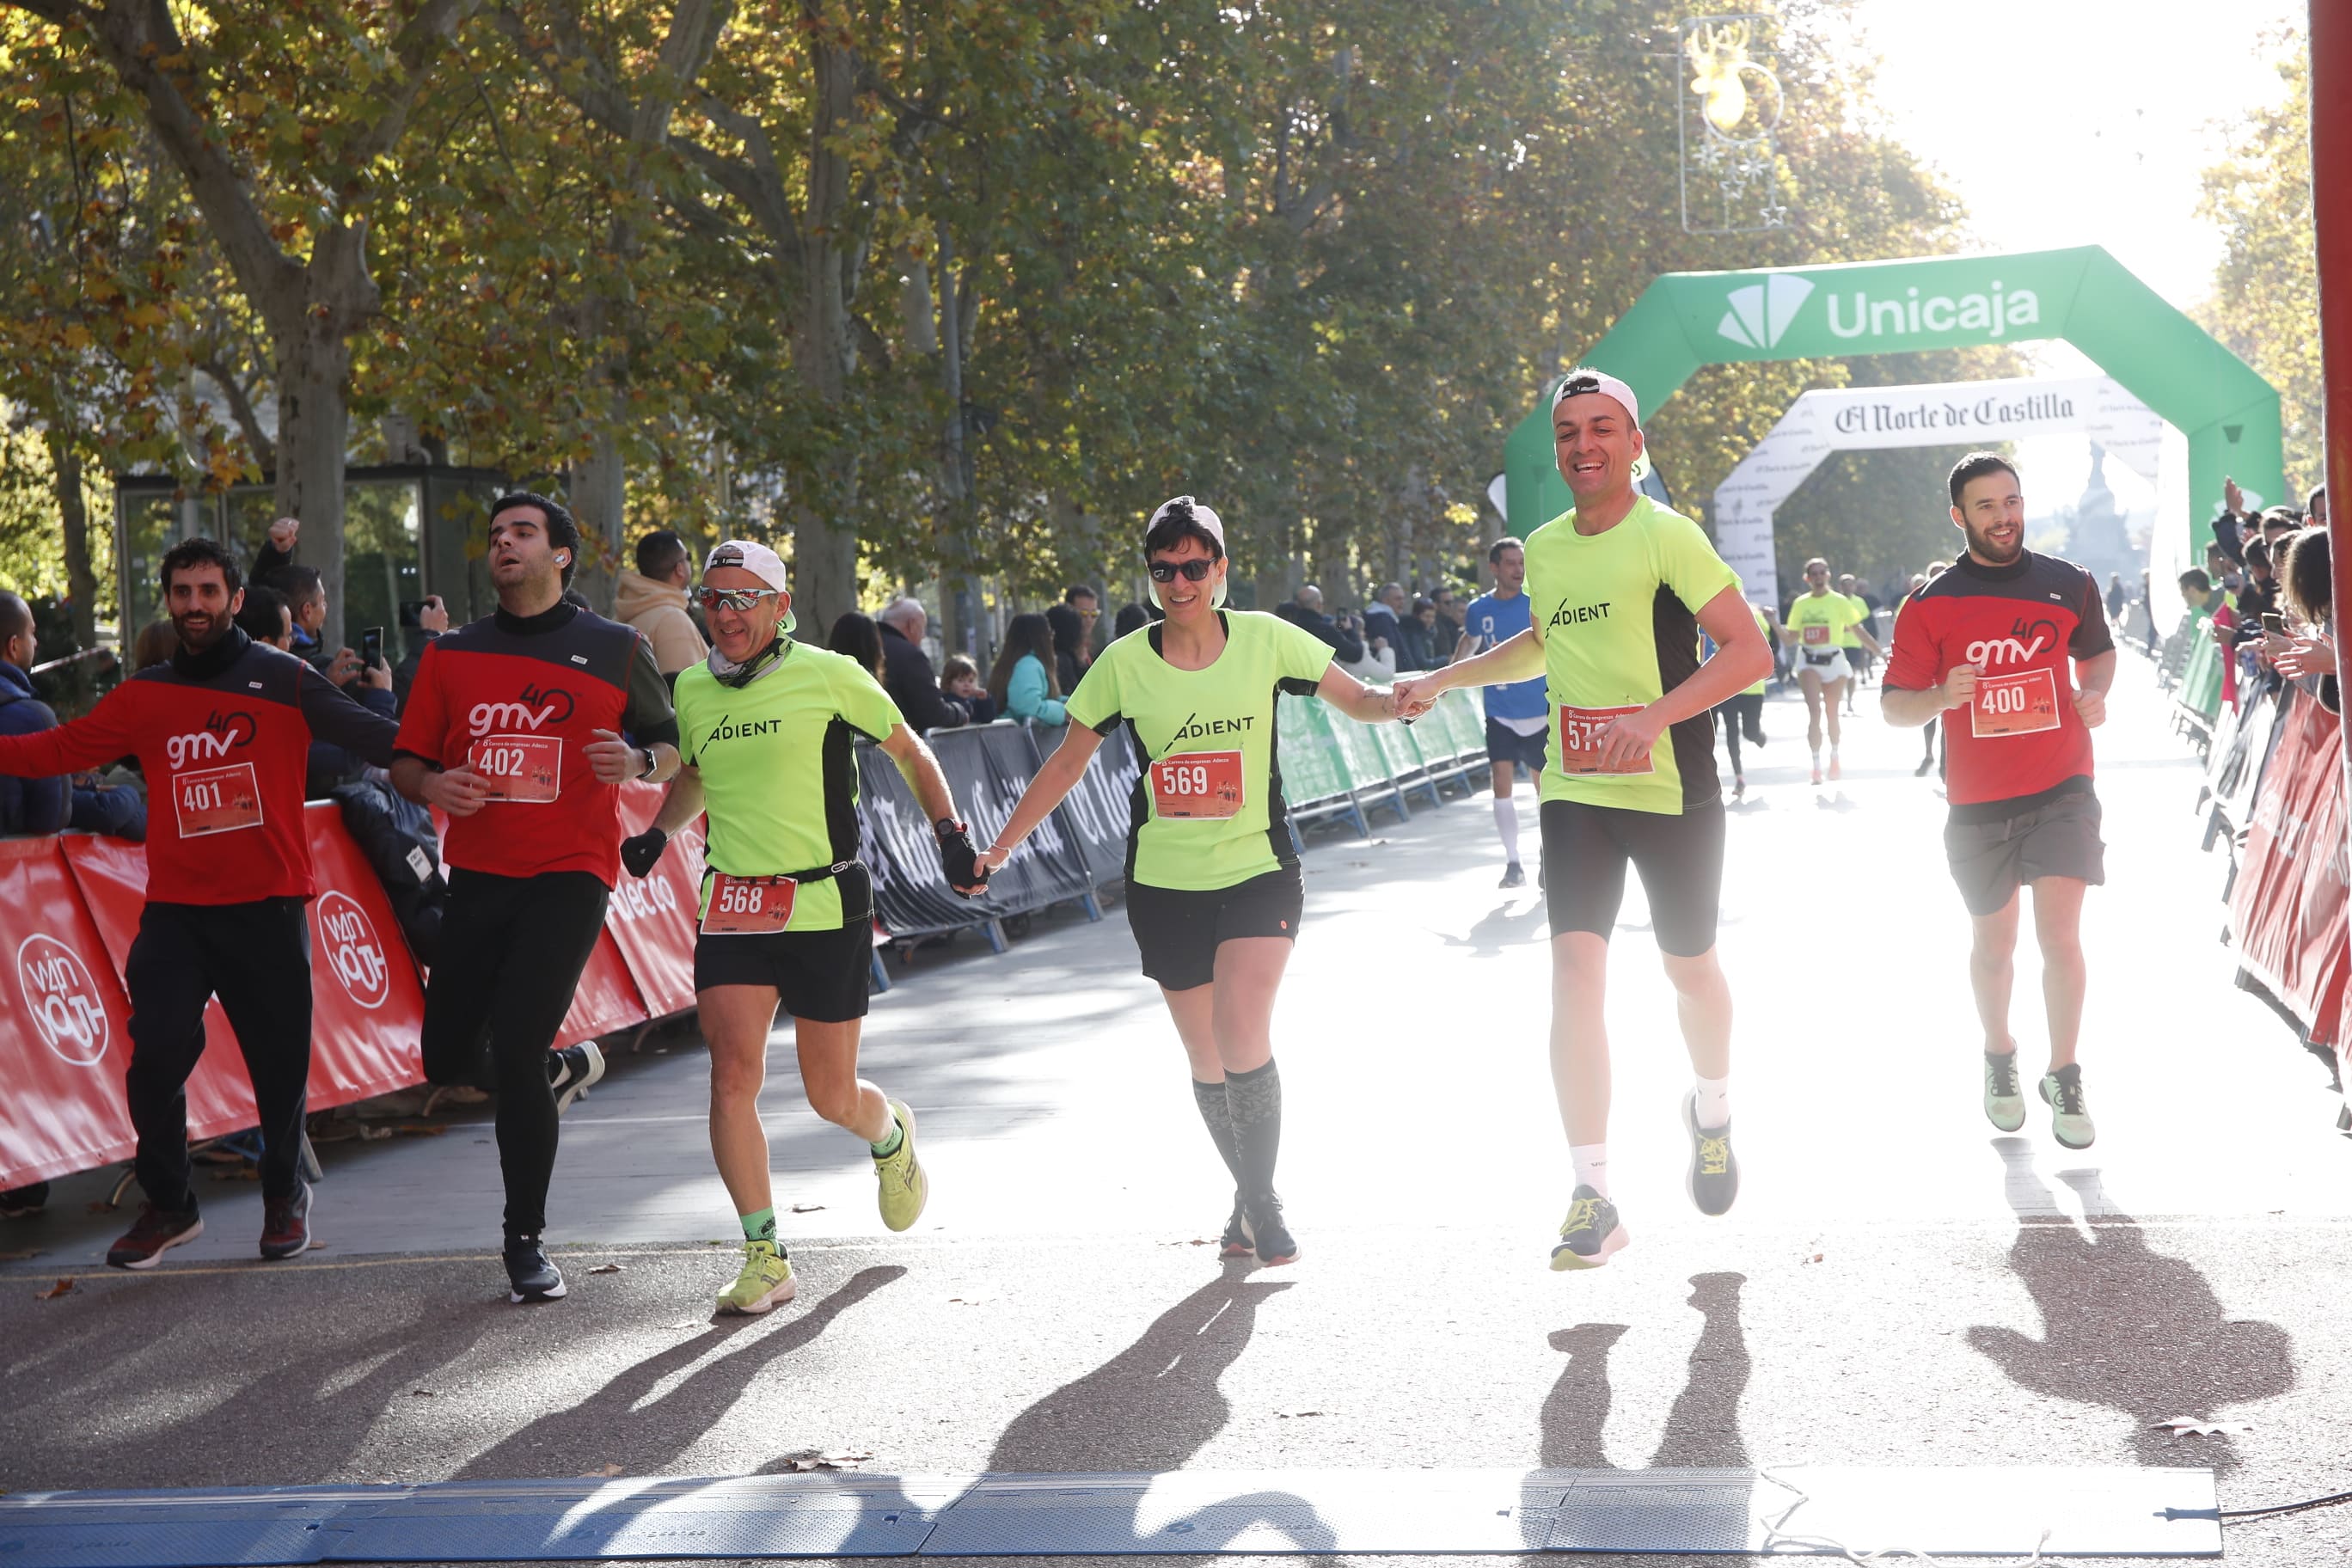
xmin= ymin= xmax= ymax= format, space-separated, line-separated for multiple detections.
xmin=695 ymin=585 xmax=785 ymax=612
xmin=1148 ymin=559 xmax=1216 ymax=584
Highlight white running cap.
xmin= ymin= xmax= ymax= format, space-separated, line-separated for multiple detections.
xmin=704 ymin=538 xmax=788 ymax=593
xmin=1552 ymin=368 xmax=1640 ymax=428
xmin=1143 ymin=495 xmax=1230 ymax=609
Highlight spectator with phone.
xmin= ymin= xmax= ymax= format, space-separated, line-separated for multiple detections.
xmin=391 ymin=595 xmax=450 ymax=707
xmin=2271 ymin=528 xmax=2338 ymax=714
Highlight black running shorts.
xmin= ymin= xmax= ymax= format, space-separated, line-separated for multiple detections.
xmin=1540 ymin=797 xmax=1726 ymax=957
xmin=1485 ymin=715 xmax=1550 ymax=773
xmin=1943 ymin=788 xmax=2105 ymax=917
xmin=695 ymin=922 xmax=873 ymax=1022
xmin=1124 ymin=865 xmax=1304 ymax=991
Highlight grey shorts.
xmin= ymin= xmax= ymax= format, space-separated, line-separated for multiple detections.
xmin=1943 ymin=789 xmax=2105 ymax=917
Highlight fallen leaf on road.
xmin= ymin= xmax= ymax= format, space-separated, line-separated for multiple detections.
xmin=587 ymin=1264 xmax=624 ymax=1275
xmin=1801 ymin=1253 xmax=1824 ymax=1265
xmin=784 ymin=1449 xmax=875 ymax=1472
xmin=789 ymin=1203 xmax=825 ymax=1214
xmin=35 ymin=1277 xmax=75 ymax=1300
xmin=946 ymin=1293 xmax=999 ymax=1306
xmin=1277 ymin=1410 xmax=1326 ymax=1419
xmin=2156 ymin=1418 xmax=2253 ymax=1437
xmin=358 ymin=1124 xmax=393 ymax=1142
xmin=0 ymin=1249 xmax=40 ymax=1262
xmin=410 ymin=1389 xmax=436 ymax=1398
xmin=85 ymin=1200 xmax=117 ymax=1215
xmin=580 ymin=1463 xmax=624 ymax=1478
xmin=308 ymin=1240 xmax=328 ymax=1251
xmin=393 ymin=1124 xmax=447 ymax=1137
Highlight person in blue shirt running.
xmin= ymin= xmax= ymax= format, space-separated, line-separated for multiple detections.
xmin=1455 ymin=538 xmax=1548 ymax=886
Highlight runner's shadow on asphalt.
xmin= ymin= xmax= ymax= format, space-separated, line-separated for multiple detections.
xmin=452 ymin=1265 xmax=905 ymax=1481
xmin=983 ymin=1266 xmax=1331 ymax=1557
xmin=1441 ymin=900 xmax=1551 ymax=957
xmin=1966 ymin=1156 xmax=2294 ymax=1471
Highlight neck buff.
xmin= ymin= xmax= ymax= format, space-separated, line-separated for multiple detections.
xmin=709 ymin=633 xmax=789 ymax=689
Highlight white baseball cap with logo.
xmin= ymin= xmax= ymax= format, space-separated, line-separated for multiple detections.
xmin=1144 ymin=495 xmax=1231 ymax=609
xmin=1551 ymin=368 xmax=1641 ymax=428
xmin=704 ymin=539 xmax=796 ymax=633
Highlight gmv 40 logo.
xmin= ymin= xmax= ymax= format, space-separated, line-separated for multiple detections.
xmin=468 ymin=684 xmax=575 ymax=738
xmin=164 ymin=710 xmax=257 ymax=769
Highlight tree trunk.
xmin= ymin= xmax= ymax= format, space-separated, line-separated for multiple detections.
xmin=276 ymin=324 xmax=352 ymax=651
xmin=571 ymin=417 xmax=625 ymax=613
xmin=788 ymin=25 xmax=864 ymax=637
xmin=46 ymin=432 xmax=98 ymax=650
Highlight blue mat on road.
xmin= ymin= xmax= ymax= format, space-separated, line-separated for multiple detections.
xmin=0 ymin=1466 xmax=2220 ymax=1563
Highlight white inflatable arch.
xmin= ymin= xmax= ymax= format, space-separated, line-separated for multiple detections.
xmin=1710 ymin=375 xmax=2176 ymax=610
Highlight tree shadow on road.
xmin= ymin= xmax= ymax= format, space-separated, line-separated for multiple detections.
xmin=1438 ymin=899 xmax=1551 ymax=958
xmin=453 ymin=1265 xmax=905 ymax=1481
xmin=1967 ymin=1152 xmax=2295 ymax=1471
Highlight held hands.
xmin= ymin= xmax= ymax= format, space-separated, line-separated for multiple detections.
xmin=974 ymin=842 xmax=1012 ymax=878
xmin=934 ymin=819 xmax=989 ymax=897
xmin=585 ymin=728 xmax=641 ymax=785
xmin=426 ymin=763 xmax=492 ymax=817
xmin=1390 ymin=675 xmax=1442 ymax=722
xmin=1940 ymin=663 xmax=1981 ymax=712
xmin=1591 ymin=706 xmax=1665 ymax=771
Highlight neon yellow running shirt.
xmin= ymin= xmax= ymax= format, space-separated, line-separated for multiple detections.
xmin=1838 ymin=591 xmax=1871 ymax=648
xmin=1523 ymin=493 xmax=1741 ymax=815
xmin=1065 ymin=610 xmax=1337 ymax=891
xmin=1785 ymin=591 xmax=1863 ymax=652
xmin=674 ymin=642 xmax=903 ymax=932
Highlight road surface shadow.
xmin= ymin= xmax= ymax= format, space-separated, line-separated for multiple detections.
xmin=454 ymin=1265 xmax=905 ymax=1480
xmin=1441 ymin=899 xmax=1551 ymax=957
xmin=1968 ymin=1155 xmax=2294 ymax=1469
xmin=983 ymin=1267 xmax=1329 ymax=1555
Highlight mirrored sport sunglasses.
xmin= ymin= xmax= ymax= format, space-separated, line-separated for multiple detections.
xmin=695 ymin=585 xmax=786 ymax=612
xmin=1147 ymin=558 xmax=1216 ymax=584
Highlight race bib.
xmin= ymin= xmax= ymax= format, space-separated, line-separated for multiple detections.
xmin=1801 ymin=623 xmax=1831 ymax=646
xmin=701 ymin=872 xmax=796 ymax=935
xmin=174 ymin=763 xmax=264 ymax=837
xmin=1971 ymin=668 xmax=2062 ymax=738
xmin=469 ymin=734 xmax=562 ymax=802
xmin=1150 ymin=750 xmax=1246 ymax=819
xmin=1556 ymin=704 xmax=1653 ymax=775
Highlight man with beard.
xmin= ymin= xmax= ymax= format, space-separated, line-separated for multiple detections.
xmin=391 ymin=493 xmax=683 ymax=1304
xmin=0 ymin=539 xmax=399 ymax=1266
xmin=1883 ymin=454 xmax=2115 ymax=1150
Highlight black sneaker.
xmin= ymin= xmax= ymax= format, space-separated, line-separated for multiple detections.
xmin=106 ymin=1203 xmax=203 ymax=1270
xmin=1243 ymin=1191 xmax=1297 ymax=1265
xmin=547 ymin=1041 xmax=605 ymax=1115
xmin=1550 ymin=1185 xmax=1628 ymax=1271
xmin=1914 ymin=755 xmax=1935 ymax=778
xmin=1681 ymin=1093 xmax=1737 ymax=1216
xmin=504 ymin=1235 xmax=567 ymax=1302
xmin=260 ymin=1180 xmax=313 ymax=1260
xmin=1498 ymin=862 xmax=1526 ymax=889
xmin=1218 ymin=1195 xmax=1253 ymax=1259
xmin=0 ymin=1180 xmax=50 ymax=1218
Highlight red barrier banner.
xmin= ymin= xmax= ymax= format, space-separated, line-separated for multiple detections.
xmin=554 ymin=930 xmax=650 ymax=1050
xmin=301 ymin=809 xmax=428 ymax=1101
xmin=0 ymin=839 xmax=137 ymax=1187
xmin=59 ymin=833 xmax=261 ymax=1142
xmin=2232 ymin=694 xmax=2350 ymax=1039
xmin=603 ymin=781 xmax=704 ymax=1020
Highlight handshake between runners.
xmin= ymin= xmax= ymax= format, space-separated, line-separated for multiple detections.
xmin=617 ymin=818 xmax=989 ymax=897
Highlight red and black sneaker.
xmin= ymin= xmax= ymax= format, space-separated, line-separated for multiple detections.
xmin=1218 ymin=1197 xmax=1253 ymax=1259
xmin=105 ymin=1203 xmax=203 ymax=1270
xmin=260 ymin=1181 xmax=313 ymax=1261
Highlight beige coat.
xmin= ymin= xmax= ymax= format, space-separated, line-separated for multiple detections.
xmin=613 ymin=570 xmax=708 ymax=675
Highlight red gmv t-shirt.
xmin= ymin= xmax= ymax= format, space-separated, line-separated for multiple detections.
xmin=0 ymin=630 xmax=399 ymax=904
xmin=1885 ymin=550 xmax=2115 ymax=820
xmin=395 ymin=602 xmax=677 ymax=886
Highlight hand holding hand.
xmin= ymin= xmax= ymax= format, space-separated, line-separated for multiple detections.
xmin=426 ymin=763 xmax=491 ymax=818
xmin=975 ymin=842 xmax=1012 ymax=877
xmin=585 ymin=727 xmax=641 ymax=785
xmin=934 ymin=820 xmax=989 ymax=897
xmin=1941 ymin=663 xmax=1981 ymax=711
xmin=420 ymin=594 xmax=450 ymax=634
xmin=1391 ymin=676 xmax=1440 ymax=721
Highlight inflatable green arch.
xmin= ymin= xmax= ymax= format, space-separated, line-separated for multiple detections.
xmin=1503 ymin=246 xmax=2283 ymax=557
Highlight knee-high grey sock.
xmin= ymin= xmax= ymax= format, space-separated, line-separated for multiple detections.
xmin=1191 ymin=1078 xmax=1242 ymax=1185
xmin=1225 ymin=1059 xmax=1283 ymax=1199
xmin=1493 ymin=798 xmax=1522 ymax=864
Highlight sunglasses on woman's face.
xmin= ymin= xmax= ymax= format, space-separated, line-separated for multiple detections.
xmin=695 ymin=585 xmax=785 ymax=612
xmin=1147 ymin=558 xmax=1216 ymax=584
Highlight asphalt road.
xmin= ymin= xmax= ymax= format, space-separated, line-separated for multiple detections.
xmin=5 ymin=653 xmax=2349 ymax=1566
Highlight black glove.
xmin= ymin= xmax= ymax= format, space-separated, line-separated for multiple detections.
xmin=620 ymin=828 xmax=668 ymax=879
xmin=934 ymin=818 xmax=987 ymax=896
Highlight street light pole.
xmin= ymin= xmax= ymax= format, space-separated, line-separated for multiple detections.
xmin=2317 ymin=3 xmax=2352 ymax=797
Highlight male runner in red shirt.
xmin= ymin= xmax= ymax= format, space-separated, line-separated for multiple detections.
xmin=391 ymin=493 xmax=681 ymax=1302
xmin=1883 ymin=453 xmax=2116 ymax=1148
xmin=0 ymin=538 xmax=400 ymax=1265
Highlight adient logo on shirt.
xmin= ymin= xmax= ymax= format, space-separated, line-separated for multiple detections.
xmin=1547 ymin=602 xmax=1613 ymax=629
xmin=468 ymin=683 xmax=576 ymax=738
xmin=707 ymin=716 xmax=783 ymax=744
xmin=163 ymin=711 xmax=256 ymax=769
xmin=1169 ymin=712 xmax=1254 ymax=742
xmin=1966 ymin=618 xmax=2060 ymax=668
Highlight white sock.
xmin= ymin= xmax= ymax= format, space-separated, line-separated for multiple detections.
xmin=1570 ymin=1142 xmax=1609 ymax=1197
xmin=1493 ymin=798 xmax=1522 ymax=865
xmin=1694 ymin=1075 xmax=1731 ymax=1130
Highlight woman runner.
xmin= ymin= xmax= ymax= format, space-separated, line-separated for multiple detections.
xmin=974 ymin=497 xmax=1403 ymax=1263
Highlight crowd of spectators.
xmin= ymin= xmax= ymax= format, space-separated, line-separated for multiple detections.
xmin=2178 ymin=480 xmax=2337 ymax=720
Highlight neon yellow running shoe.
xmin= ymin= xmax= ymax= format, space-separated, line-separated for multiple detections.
xmin=874 ymin=1099 xmax=929 ymax=1232
xmin=1550 ymin=1185 xmax=1630 ymax=1271
xmin=718 ymin=1239 xmax=795 ymax=1314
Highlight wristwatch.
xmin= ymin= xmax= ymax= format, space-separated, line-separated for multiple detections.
xmin=638 ymin=746 xmax=658 ymax=780
xmin=934 ymin=817 xmax=962 ymax=840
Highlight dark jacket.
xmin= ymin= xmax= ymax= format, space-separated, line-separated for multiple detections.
xmin=1273 ymin=600 xmax=1365 ymax=664
xmin=879 ymin=622 xmax=970 ymax=733
xmin=0 ymin=661 xmax=68 ymax=835
xmin=1046 ymin=604 xmax=1090 ymax=696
